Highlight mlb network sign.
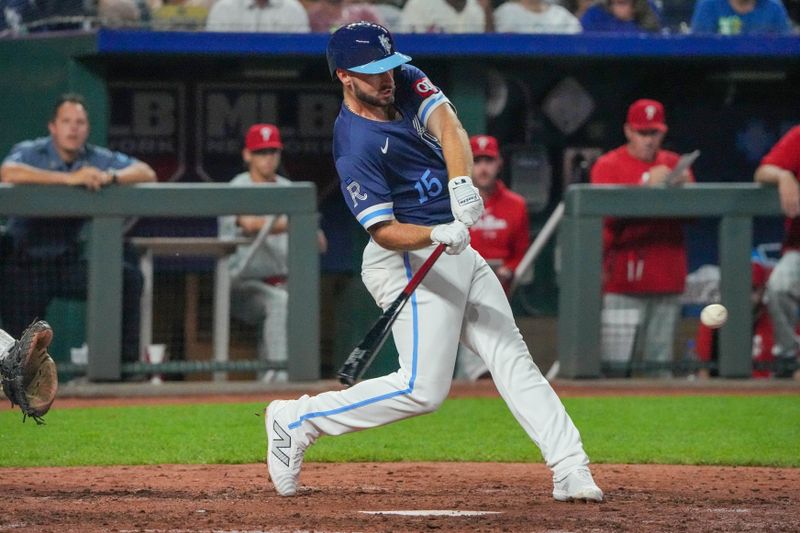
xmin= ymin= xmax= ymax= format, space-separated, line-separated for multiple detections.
xmin=197 ymin=83 xmax=340 ymax=181
xmin=108 ymin=82 xmax=340 ymax=183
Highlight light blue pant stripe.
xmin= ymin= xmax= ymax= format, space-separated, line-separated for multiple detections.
xmin=405 ymin=252 xmax=420 ymax=390
xmin=288 ymin=252 xmax=419 ymax=430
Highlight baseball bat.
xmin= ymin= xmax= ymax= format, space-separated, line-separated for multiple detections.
xmin=508 ymin=201 xmax=565 ymax=296
xmin=338 ymin=243 xmax=446 ymax=386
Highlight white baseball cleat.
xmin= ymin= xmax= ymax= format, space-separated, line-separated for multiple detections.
xmin=265 ymin=400 xmax=306 ymax=496
xmin=552 ymin=467 xmax=604 ymax=502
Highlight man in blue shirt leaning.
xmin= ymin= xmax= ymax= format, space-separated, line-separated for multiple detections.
xmin=691 ymin=0 xmax=793 ymax=34
xmin=0 ymin=93 xmax=156 ymax=367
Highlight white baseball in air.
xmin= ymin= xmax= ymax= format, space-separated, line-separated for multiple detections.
xmin=700 ymin=304 xmax=728 ymax=329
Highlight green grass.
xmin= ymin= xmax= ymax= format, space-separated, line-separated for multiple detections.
xmin=0 ymin=395 xmax=798 ymax=468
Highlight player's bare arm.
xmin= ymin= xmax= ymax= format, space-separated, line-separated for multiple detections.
xmin=425 ymin=103 xmax=472 ymax=180
xmin=368 ymin=220 xmax=436 ymax=251
xmin=755 ymin=163 xmax=800 ymax=218
xmin=370 ymin=220 xmax=469 ymax=256
xmin=426 ymin=104 xmax=483 ymax=226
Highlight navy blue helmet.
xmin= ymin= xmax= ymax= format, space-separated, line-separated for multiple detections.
xmin=326 ymin=21 xmax=411 ymax=79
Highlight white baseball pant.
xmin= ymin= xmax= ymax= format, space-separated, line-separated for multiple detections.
xmin=602 ymin=293 xmax=680 ymax=377
xmin=231 ymin=280 xmax=288 ymax=366
xmin=765 ymin=250 xmax=800 ymax=358
xmin=286 ymin=241 xmax=591 ymax=480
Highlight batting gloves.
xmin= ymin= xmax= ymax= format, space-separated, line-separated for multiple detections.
xmin=431 ymin=220 xmax=470 ymax=255
xmin=448 ymin=176 xmax=483 ymax=227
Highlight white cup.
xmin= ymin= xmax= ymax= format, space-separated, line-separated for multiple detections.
xmin=146 ymin=344 xmax=167 ymax=384
xmin=70 ymin=343 xmax=89 ymax=365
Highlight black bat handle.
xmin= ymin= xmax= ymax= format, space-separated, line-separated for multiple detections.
xmin=337 ymin=244 xmax=446 ymax=386
xmin=337 ymin=348 xmax=368 ymax=387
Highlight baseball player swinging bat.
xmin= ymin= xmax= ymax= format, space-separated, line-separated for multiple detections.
xmin=338 ymin=243 xmax=446 ymax=386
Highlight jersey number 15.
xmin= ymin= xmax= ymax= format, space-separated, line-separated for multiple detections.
xmin=414 ymin=169 xmax=443 ymax=204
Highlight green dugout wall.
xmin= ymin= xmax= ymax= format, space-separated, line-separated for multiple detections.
xmin=558 ymin=184 xmax=783 ymax=379
xmin=0 ymin=30 xmax=798 ymax=379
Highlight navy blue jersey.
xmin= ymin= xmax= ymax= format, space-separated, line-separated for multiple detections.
xmin=334 ymin=64 xmax=455 ymax=231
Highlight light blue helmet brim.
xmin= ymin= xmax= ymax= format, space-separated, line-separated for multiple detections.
xmin=348 ymin=52 xmax=412 ymax=75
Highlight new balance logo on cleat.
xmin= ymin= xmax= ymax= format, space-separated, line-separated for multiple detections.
xmin=266 ymin=400 xmax=306 ymax=497
xmin=271 ymin=420 xmax=291 ymax=467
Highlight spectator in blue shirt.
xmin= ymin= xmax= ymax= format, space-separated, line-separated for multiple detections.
xmin=581 ymin=0 xmax=661 ymax=32
xmin=691 ymin=0 xmax=793 ymax=34
xmin=0 ymin=93 xmax=156 ymax=367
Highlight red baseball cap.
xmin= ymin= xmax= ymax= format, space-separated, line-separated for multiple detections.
xmin=626 ymin=99 xmax=668 ymax=132
xmin=245 ymin=123 xmax=283 ymax=151
xmin=470 ymin=135 xmax=500 ymax=159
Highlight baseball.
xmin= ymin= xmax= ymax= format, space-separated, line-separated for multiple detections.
xmin=700 ymin=304 xmax=728 ymax=329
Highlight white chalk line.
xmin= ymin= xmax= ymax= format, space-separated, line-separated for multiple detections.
xmin=360 ymin=510 xmax=502 ymax=517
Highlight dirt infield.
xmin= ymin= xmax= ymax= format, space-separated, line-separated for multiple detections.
xmin=1 ymin=463 xmax=799 ymax=532
xmin=2 ymin=380 xmax=799 ymax=532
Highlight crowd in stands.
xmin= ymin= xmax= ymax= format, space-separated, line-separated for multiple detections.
xmin=1 ymin=0 xmax=796 ymax=36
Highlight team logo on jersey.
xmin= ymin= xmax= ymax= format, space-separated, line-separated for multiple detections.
xmin=378 ymin=34 xmax=392 ymax=54
xmin=413 ymin=78 xmax=439 ymax=98
xmin=346 ymin=180 xmax=368 ymax=207
xmin=411 ymin=115 xmax=443 ymax=153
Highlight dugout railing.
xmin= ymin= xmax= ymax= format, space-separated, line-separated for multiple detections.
xmin=558 ymin=183 xmax=782 ymax=379
xmin=0 ymin=183 xmax=319 ymax=382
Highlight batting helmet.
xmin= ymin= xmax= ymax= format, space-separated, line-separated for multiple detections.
xmin=326 ymin=21 xmax=411 ymax=79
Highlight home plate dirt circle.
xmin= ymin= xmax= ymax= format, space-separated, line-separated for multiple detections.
xmin=361 ymin=510 xmax=503 ymax=517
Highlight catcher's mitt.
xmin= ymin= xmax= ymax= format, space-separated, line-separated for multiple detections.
xmin=0 ymin=320 xmax=57 ymax=424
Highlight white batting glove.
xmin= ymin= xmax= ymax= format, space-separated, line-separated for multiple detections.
xmin=448 ymin=176 xmax=483 ymax=227
xmin=431 ymin=221 xmax=470 ymax=255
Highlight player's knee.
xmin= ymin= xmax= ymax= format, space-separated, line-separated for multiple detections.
xmin=408 ymin=386 xmax=447 ymax=413
xmin=411 ymin=396 xmax=442 ymax=414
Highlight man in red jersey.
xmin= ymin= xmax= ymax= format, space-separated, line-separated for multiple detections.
xmin=456 ymin=134 xmax=530 ymax=381
xmin=590 ymin=99 xmax=694 ymax=377
xmin=755 ymin=125 xmax=800 ymax=379
xmin=468 ymin=134 xmax=530 ymax=292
